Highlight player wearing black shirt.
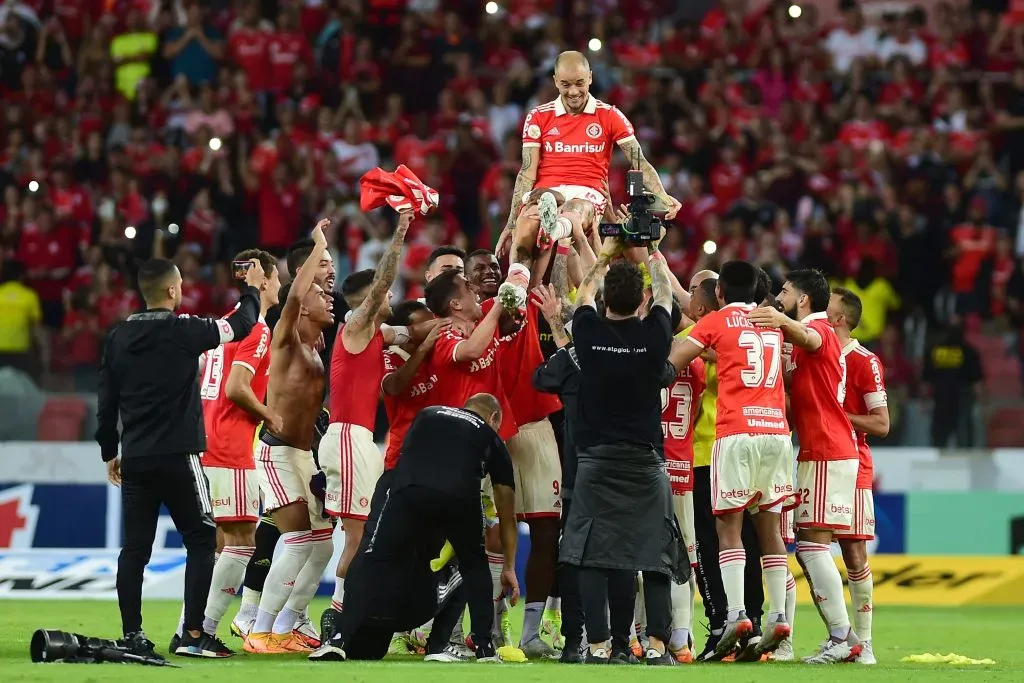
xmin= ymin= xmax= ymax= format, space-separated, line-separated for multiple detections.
xmin=560 ymin=239 xmax=682 ymax=666
xmin=309 ymin=395 xmax=520 ymax=662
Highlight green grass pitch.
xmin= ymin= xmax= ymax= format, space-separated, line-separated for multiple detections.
xmin=2 ymin=599 xmax=1020 ymax=681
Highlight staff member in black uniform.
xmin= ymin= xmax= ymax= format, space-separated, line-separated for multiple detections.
xmin=96 ymin=257 xmax=263 ymax=659
xmin=310 ymin=394 xmax=521 ymax=662
xmin=561 ymin=237 xmax=682 ymax=667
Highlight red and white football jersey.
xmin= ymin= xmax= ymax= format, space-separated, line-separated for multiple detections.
xmin=428 ymin=316 xmax=518 ymax=441
xmin=662 ymin=356 xmax=706 ymax=495
xmin=201 ymin=319 xmax=271 ymax=469
xmin=841 ymin=339 xmax=887 ymax=489
xmin=522 ymin=95 xmax=635 ymax=193
xmin=329 ymin=326 xmax=386 ymax=431
xmin=382 ymin=348 xmax=439 ymax=470
xmin=687 ymin=303 xmax=789 ymax=439
xmin=788 ymin=313 xmax=858 ymax=462
xmin=485 ymin=297 xmax=562 ymax=426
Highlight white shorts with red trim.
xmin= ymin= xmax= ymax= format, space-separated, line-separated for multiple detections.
xmin=672 ymin=492 xmax=697 ymax=567
xmin=524 ymin=184 xmax=607 ymax=214
xmin=204 ymin=466 xmax=260 ymax=522
xmin=320 ymin=423 xmax=384 ymax=521
xmin=833 ymin=487 xmax=875 ymax=540
xmin=711 ymin=433 xmax=795 ymax=515
xmin=506 ymin=419 xmax=562 ymax=519
xmin=794 ymin=458 xmax=858 ymax=531
xmin=254 ymin=441 xmax=331 ymax=531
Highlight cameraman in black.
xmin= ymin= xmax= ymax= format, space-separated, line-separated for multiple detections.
xmin=559 ymin=226 xmax=679 ymax=666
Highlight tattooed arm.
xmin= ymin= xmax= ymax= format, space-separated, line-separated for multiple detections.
xmin=551 ymin=240 xmax=575 ymax=324
xmin=616 ymin=138 xmax=681 ymax=220
xmin=504 ymin=145 xmax=539 ymax=233
xmin=343 ymin=209 xmax=414 ymax=349
xmin=577 ymin=238 xmax=624 ymax=309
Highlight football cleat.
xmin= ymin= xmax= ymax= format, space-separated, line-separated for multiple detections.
xmin=803 ymin=632 xmax=862 ymax=664
xmin=540 ymin=609 xmax=564 ymax=649
xmin=670 ymin=646 xmax=694 ymax=663
xmin=175 ymin=632 xmax=234 ymax=658
xmin=319 ymin=607 xmax=341 ymax=644
xmin=773 ymin=637 xmax=795 ymax=661
xmin=645 ymin=647 xmax=677 ymax=666
xmin=754 ymin=615 xmax=791 ymax=658
xmin=520 ymin=636 xmax=560 ymax=659
xmin=308 ymin=634 xmax=347 ymax=662
xmin=425 ymin=643 xmax=474 ymax=663
xmin=715 ymin=612 xmax=753 ymax=659
xmin=855 ymin=640 xmax=876 ymax=665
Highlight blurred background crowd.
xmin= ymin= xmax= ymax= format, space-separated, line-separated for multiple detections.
xmin=1 ymin=0 xmax=1023 ymax=448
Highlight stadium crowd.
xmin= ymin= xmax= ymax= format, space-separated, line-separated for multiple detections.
xmin=4 ymin=0 xmax=1024 ymax=669
xmin=1 ymin=0 xmax=1024 ymax=407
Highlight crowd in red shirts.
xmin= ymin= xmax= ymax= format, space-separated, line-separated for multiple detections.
xmin=1 ymin=0 xmax=1024 ymax=393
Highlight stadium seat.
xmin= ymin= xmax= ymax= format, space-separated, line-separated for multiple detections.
xmin=986 ymin=407 xmax=1024 ymax=448
xmin=36 ymin=397 xmax=89 ymax=442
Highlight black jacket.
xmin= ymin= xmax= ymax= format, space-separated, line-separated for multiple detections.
xmin=95 ymin=287 xmax=260 ymax=463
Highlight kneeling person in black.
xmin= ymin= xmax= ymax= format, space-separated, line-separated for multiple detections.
xmin=310 ymin=394 xmax=521 ymax=662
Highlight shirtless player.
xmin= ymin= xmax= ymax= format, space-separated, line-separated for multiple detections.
xmin=495 ymin=50 xmax=681 ymax=310
xmin=245 ymin=220 xmax=337 ymax=654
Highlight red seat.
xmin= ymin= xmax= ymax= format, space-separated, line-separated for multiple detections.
xmin=987 ymin=406 xmax=1024 ymax=448
xmin=36 ymin=397 xmax=88 ymax=441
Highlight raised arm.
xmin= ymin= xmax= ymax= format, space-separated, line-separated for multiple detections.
xmin=647 ymin=250 xmax=673 ymax=314
xmin=496 ymin=145 xmax=539 ymax=257
xmin=453 ymin=301 xmax=503 ymax=362
xmin=279 ymin=219 xmax=329 ymax=337
xmin=534 ymin=284 xmax=570 ymax=349
xmin=576 ymin=237 xmax=623 ymax=309
xmin=344 ymin=210 xmax=414 ymax=343
xmin=550 ymin=240 xmax=576 ymax=325
xmin=616 ymin=137 xmax=681 ymax=220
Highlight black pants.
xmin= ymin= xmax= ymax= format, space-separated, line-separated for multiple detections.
xmin=557 ymin=495 xmax=585 ymax=647
xmin=117 ymin=453 xmax=215 ymax=636
xmin=692 ymin=466 xmax=763 ymax=629
xmin=341 ymin=484 xmax=493 ymax=655
xmin=579 ymin=568 xmax=672 ymax=646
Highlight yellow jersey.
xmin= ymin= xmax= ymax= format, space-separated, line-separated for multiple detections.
xmin=679 ymin=323 xmax=717 ymax=468
xmin=0 ymin=282 xmax=42 ymax=353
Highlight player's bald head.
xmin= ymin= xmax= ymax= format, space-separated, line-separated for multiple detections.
xmin=554 ymin=51 xmax=590 ymax=75
xmin=689 ymin=269 xmax=718 ymax=291
xmin=464 ymin=393 xmax=502 ymax=431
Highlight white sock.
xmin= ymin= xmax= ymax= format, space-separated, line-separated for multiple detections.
xmin=544 ymin=596 xmax=561 ymax=612
xmin=521 ymin=602 xmax=543 ymax=644
xmin=274 ymin=528 xmax=334 ymax=635
xmin=236 ymin=589 xmax=260 ymax=626
xmin=669 ymin=577 xmax=691 ymax=651
xmin=761 ymin=554 xmax=789 ymax=619
xmin=203 ymin=545 xmax=254 ymax=635
xmin=785 ymin=571 xmax=797 ymax=633
xmin=847 ymin=564 xmax=873 ymax=641
xmin=175 ymin=604 xmax=185 ymax=638
xmin=252 ymin=531 xmax=312 ymax=634
xmin=688 ymin=575 xmax=696 ymax=633
xmin=634 ymin=573 xmax=646 ymax=635
xmin=506 ymin=263 xmax=530 ymax=287
xmin=487 ymin=552 xmax=504 ymax=600
xmin=551 ymin=216 xmax=573 ymax=240
xmin=797 ymin=541 xmax=851 ymax=639
xmin=331 ymin=577 xmax=344 ymax=612
xmin=719 ymin=549 xmax=746 ymax=620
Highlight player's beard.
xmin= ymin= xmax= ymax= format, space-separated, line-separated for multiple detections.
xmin=564 ymin=93 xmax=586 ymax=113
xmin=784 ymin=302 xmax=799 ymax=320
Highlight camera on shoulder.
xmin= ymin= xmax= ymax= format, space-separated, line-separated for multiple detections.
xmin=598 ymin=169 xmax=663 ymax=246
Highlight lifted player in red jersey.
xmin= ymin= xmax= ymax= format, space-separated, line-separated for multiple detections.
xmin=663 ymin=303 xmax=706 ymax=664
xmin=827 ymin=287 xmax=889 ymax=666
xmin=494 ymin=51 xmax=681 ymax=311
xmin=749 ymin=269 xmax=862 ymax=664
xmin=672 ymin=261 xmax=795 ymax=660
